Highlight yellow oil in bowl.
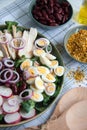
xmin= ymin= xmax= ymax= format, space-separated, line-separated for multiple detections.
xmin=78 ymin=0 xmax=87 ymax=25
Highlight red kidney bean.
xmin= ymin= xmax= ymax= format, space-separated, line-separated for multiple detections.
xmin=45 ymin=6 xmax=51 ymax=15
xmin=54 ymin=6 xmax=59 ymax=12
xmin=42 ymin=10 xmax=49 ymax=20
xmin=58 ymin=8 xmax=63 ymax=14
xmin=33 ymin=14 xmax=39 ymax=20
xmin=18 ymin=82 xmax=27 ymax=94
xmin=49 ymin=0 xmax=54 ymax=8
xmin=32 ymin=0 xmax=70 ymax=26
xmin=43 ymin=0 xmax=48 ymax=4
xmin=11 ymin=84 xmax=18 ymax=95
xmin=39 ymin=20 xmax=47 ymax=25
xmin=39 ymin=17 xmax=46 ymax=21
xmin=49 ymin=22 xmax=58 ymax=26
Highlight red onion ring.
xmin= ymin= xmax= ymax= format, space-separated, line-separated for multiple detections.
xmin=23 ymin=70 xmax=31 ymax=80
xmin=4 ymin=59 xmax=14 ymax=68
xmin=19 ymin=89 xmax=33 ymax=100
xmin=0 ymin=69 xmax=13 ymax=83
xmin=8 ymin=70 xmax=19 ymax=83
xmin=10 ymin=38 xmax=25 ymax=50
xmin=0 ymin=35 xmax=9 ymax=44
xmin=0 ymin=62 xmax=2 ymax=70
xmin=46 ymin=44 xmax=52 ymax=53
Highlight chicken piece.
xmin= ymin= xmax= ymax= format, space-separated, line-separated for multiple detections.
xmin=12 ymin=25 xmax=22 ymax=38
xmin=18 ymin=28 xmax=37 ymax=58
xmin=0 ymin=44 xmax=10 ymax=58
xmin=5 ymin=33 xmax=16 ymax=59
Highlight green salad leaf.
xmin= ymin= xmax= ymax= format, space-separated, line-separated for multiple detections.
xmin=0 ymin=114 xmax=4 ymax=122
xmin=5 ymin=21 xmax=18 ymax=33
xmin=14 ymin=55 xmax=26 ymax=68
xmin=21 ymin=100 xmax=35 ymax=113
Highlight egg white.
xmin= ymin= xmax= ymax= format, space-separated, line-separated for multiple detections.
xmin=45 ymin=83 xmax=56 ymax=96
xmin=35 ymin=76 xmax=45 ymax=90
xmin=42 ymin=73 xmax=56 ymax=83
xmin=20 ymin=59 xmax=32 ymax=71
xmin=54 ymin=66 xmax=64 ymax=76
xmin=33 ymin=49 xmax=45 ymax=57
xmin=37 ymin=66 xmax=50 ymax=76
xmin=31 ymin=91 xmax=44 ymax=102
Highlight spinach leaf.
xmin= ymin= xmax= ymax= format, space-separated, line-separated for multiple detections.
xmin=0 ymin=114 xmax=4 ymax=122
xmin=5 ymin=21 xmax=18 ymax=33
xmin=21 ymin=100 xmax=35 ymax=113
xmin=14 ymin=55 xmax=26 ymax=68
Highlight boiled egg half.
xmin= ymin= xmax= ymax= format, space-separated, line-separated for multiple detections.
xmin=37 ymin=66 xmax=50 ymax=76
xmin=35 ymin=38 xmax=50 ymax=49
xmin=42 ymin=73 xmax=56 ymax=83
xmin=27 ymin=67 xmax=38 ymax=77
xmin=35 ymin=76 xmax=45 ymax=90
xmin=33 ymin=49 xmax=45 ymax=57
xmin=54 ymin=66 xmax=64 ymax=76
xmin=45 ymin=83 xmax=56 ymax=96
xmin=31 ymin=91 xmax=43 ymax=102
xmin=20 ymin=59 xmax=32 ymax=71
xmin=49 ymin=60 xmax=58 ymax=69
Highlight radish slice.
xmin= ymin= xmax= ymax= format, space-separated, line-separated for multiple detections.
xmin=2 ymin=101 xmax=19 ymax=114
xmin=4 ymin=112 xmax=21 ymax=124
xmin=0 ymin=86 xmax=12 ymax=98
xmin=8 ymin=95 xmax=22 ymax=106
xmin=0 ymin=95 xmax=3 ymax=106
xmin=20 ymin=108 xmax=36 ymax=119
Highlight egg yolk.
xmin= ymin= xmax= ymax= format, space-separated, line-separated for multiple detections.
xmin=38 ymin=40 xmax=46 ymax=46
xmin=51 ymin=60 xmax=58 ymax=66
xmin=33 ymin=93 xmax=40 ymax=99
xmin=37 ymin=67 xmax=46 ymax=74
xmin=56 ymin=68 xmax=63 ymax=73
xmin=36 ymin=79 xmax=43 ymax=86
xmin=46 ymin=74 xmax=54 ymax=80
xmin=28 ymin=68 xmax=35 ymax=76
xmin=21 ymin=61 xmax=31 ymax=70
xmin=47 ymin=86 xmax=55 ymax=93
xmin=36 ymin=49 xmax=44 ymax=55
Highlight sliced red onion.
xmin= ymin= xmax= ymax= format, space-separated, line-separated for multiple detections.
xmin=46 ymin=44 xmax=52 ymax=53
xmin=4 ymin=59 xmax=14 ymax=68
xmin=35 ymin=41 xmax=45 ymax=49
xmin=0 ymin=35 xmax=9 ymax=44
xmin=10 ymin=38 xmax=25 ymax=50
xmin=19 ymin=89 xmax=33 ymax=100
xmin=0 ymin=69 xmax=13 ymax=83
xmin=0 ymin=62 xmax=2 ymax=70
xmin=23 ymin=70 xmax=31 ymax=80
xmin=8 ymin=70 xmax=19 ymax=84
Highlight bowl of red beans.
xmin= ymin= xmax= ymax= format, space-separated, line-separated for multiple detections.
xmin=29 ymin=0 xmax=73 ymax=29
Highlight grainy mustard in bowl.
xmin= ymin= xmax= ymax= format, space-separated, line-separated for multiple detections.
xmin=64 ymin=25 xmax=87 ymax=64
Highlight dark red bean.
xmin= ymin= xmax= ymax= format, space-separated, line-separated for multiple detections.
xmin=49 ymin=22 xmax=58 ymax=26
xmin=39 ymin=17 xmax=46 ymax=21
xmin=42 ymin=10 xmax=49 ymax=20
xmin=54 ymin=6 xmax=59 ymax=12
xmin=11 ymin=85 xmax=18 ymax=95
xmin=33 ymin=14 xmax=39 ymax=20
xmin=58 ymin=8 xmax=63 ymax=14
xmin=39 ymin=20 xmax=47 ymax=25
xmin=44 ymin=5 xmax=51 ymax=15
xmin=49 ymin=0 xmax=54 ymax=8
xmin=64 ymin=7 xmax=69 ymax=13
xmin=43 ymin=0 xmax=48 ymax=4
xmin=18 ymin=82 xmax=27 ymax=93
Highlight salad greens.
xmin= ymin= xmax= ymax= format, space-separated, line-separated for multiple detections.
xmin=5 ymin=21 xmax=18 ymax=33
xmin=21 ymin=100 xmax=35 ymax=113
